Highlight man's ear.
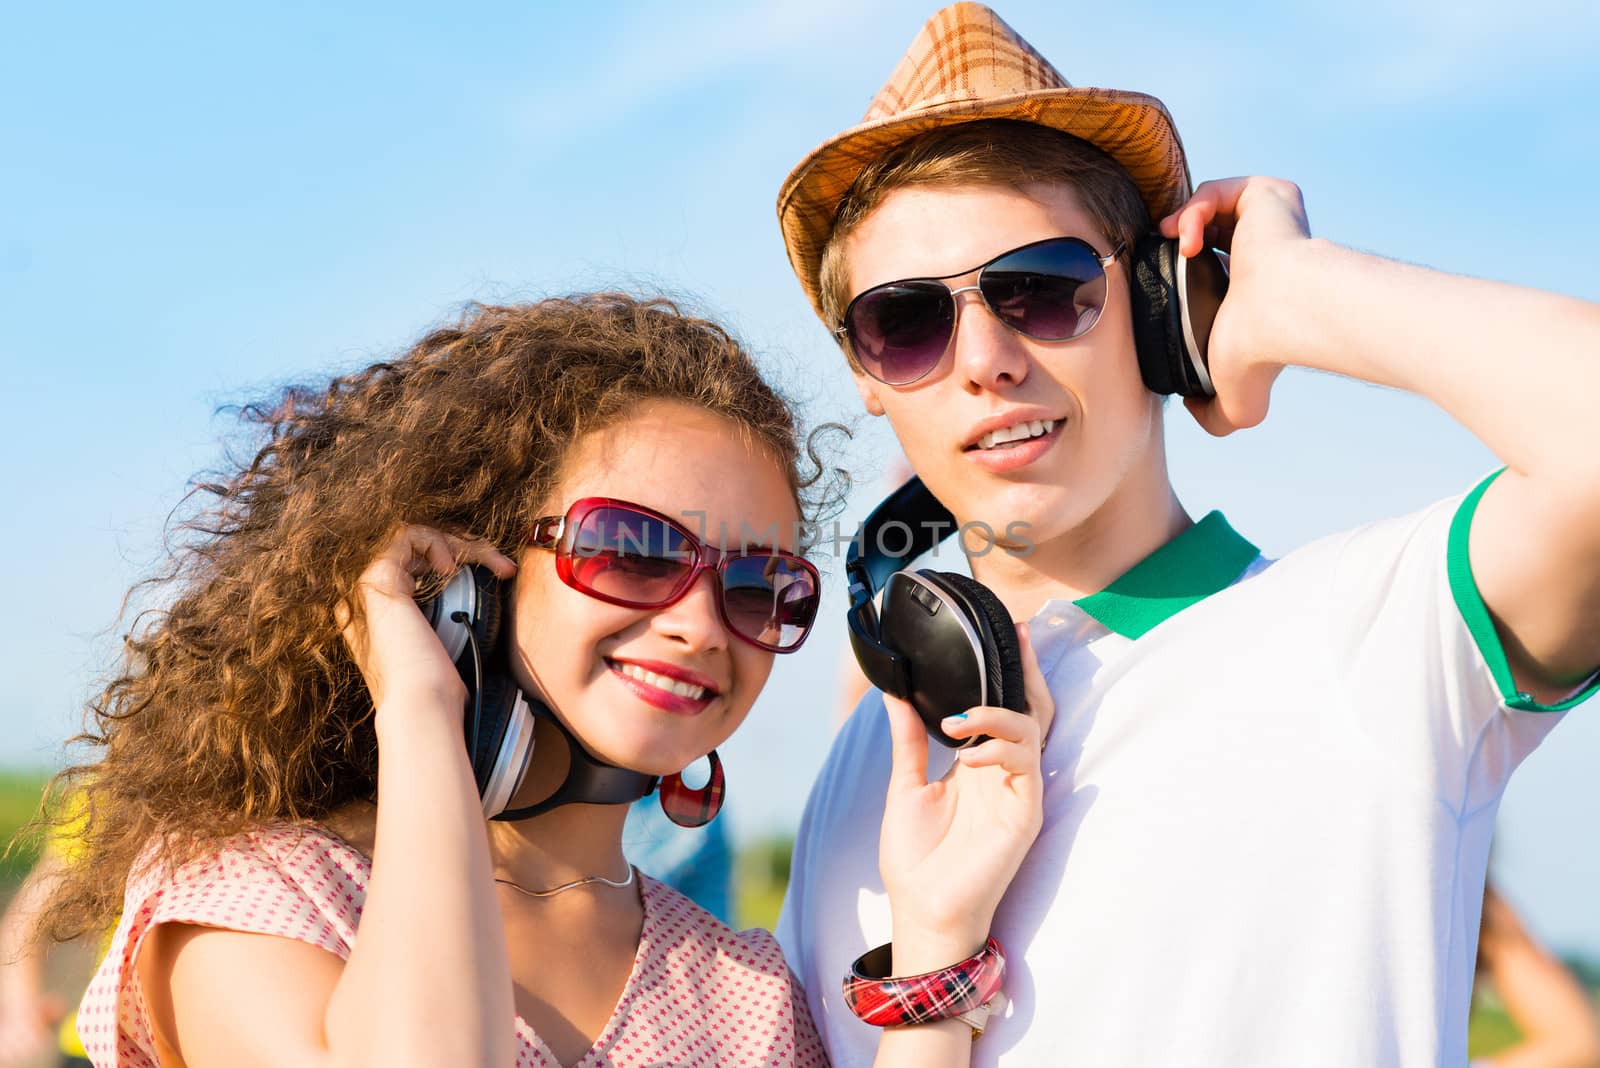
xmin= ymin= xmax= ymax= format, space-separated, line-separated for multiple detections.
xmin=850 ymin=368 xmax=887 ymax=417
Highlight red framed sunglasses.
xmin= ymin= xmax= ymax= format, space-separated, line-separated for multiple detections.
xmin=527 ymin=497 xmax=821 ymax=653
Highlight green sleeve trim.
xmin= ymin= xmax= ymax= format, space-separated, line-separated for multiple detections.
xmin=1447 ymin=470 xmax=1600 ymax=712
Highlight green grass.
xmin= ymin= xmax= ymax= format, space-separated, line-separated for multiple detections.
xmin=0 ymin=769 xmax=50 ymax=885
xmin=734 ymin=832 xmax=792 ymax=932
xmin=1468 ymin=1003 xmax=1520 ymax=1057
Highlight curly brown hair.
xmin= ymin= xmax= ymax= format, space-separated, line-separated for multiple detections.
xmin=36 ymin=293 xmax=828 ymax=943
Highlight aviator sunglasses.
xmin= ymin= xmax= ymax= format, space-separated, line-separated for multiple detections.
xmin=527 ymin=497 xmax=821 ymax=653
xmin=837 ymin=235 xmax=1125 ymax=386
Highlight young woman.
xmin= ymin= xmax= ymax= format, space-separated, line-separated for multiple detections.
xmin=36 ymin=293 xmax=1051 ymax=1067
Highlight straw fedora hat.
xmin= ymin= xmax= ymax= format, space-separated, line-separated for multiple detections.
xmin=777 ymin=2 xmax=1193 ymax=324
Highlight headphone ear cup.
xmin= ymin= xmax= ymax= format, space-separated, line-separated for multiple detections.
xmin=922 ymin=572 xmax=1025 ymax=714
xmin=472 ymin=671 xmax=536 ymax=817
xmin=466 ymin=563 xmax=503 ymax=655
xmin=440 ymin=562 xmax=520 ymax=813
xmin=1130 ymin=235 xmax=1227 ymax=398
xmin=1130 ymin=234 xmax=1188 ymax=396
xmin=420 ymin=562 xmax=505 ymax=675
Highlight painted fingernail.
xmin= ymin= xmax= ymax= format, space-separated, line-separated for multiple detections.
xmin=945 ymin=712 xmax=969 ymax=722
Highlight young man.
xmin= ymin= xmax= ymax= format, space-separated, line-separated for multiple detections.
xmin=773 ymin=4 xmax=1600 ymax=1065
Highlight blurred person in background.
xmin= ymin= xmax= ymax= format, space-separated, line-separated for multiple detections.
xmin=1472 ymin=883 xmax=1600 ymax=1068
xmin=1 ymin=786 xmax=103 ymax=1068
xmin=0 ymin=844 xmax=83 ymax=1068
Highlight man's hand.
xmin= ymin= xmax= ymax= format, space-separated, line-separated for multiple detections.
xmin=1159 ymin=176 xmax=1310 ymax=437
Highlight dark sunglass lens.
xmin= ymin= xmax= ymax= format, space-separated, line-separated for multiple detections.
xmin=981 ymin=239 xmax=1109 ymax=341
xmin=847 ymin=282 xmax=954 ymax=384
xmin=566 ymin=506 xmax=693 ymax=603
xmin=720 ymin=555 xmax=819 ymax=650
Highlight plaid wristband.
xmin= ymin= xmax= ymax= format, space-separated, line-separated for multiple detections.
xmin=841 ymin=936 xmax=1006 ymax=1029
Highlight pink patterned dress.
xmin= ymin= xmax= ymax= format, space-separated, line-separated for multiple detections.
xmin=76 ymin=824 xmax=828 ymax=1067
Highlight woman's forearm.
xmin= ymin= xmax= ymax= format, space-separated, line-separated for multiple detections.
xmin=874 ymin=1019 xmax=973 ymax=1067
xmin=323 ymin=696 xmax=513 ymax=1068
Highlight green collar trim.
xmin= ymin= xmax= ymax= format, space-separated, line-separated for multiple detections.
xmin=1073 ymin=511 xmax=1260 ymax=639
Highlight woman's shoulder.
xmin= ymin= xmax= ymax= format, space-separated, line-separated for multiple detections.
xmin=78 ymin=823 xmax=371 ymax=1066
xmin=119 ymin=821 xmax=370 ymax=951
xmin=141 ymin=819 xmax=364 ymax=883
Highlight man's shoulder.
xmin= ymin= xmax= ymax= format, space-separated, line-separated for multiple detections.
xmin=793 ymin=689 xmax=897 ymax=849
xmin=820 ymin=688 xmax=894 ymax=779
xmin=1230 ymin=491 xmax=1468 ymax=595
xmin=1063 ymin=492 xmax=1476 ymax=659
xmin=839 ymin=685 xmax=889 ymax=737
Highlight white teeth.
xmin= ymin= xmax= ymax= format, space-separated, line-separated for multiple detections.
xmin=978 ymin=418 xmax=1057 ymax=450
xmin=612 ymin=661 xmax=709 ymax=701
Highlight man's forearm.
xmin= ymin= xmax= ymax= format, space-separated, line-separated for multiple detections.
xmin=1252 ymin=236 xmax=1600 ymax=487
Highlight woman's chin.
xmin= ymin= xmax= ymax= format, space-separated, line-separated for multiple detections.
xmin=577 ymin=731 xmax=712 ymax=779
xmin=566 ymin=703 xmax=736 ymax=776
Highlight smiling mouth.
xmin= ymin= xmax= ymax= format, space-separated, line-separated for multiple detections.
xmin=604 ymin=659 xmax=716 ymax=702
xmin=966 ymin=418 xmax=1059 ymax=451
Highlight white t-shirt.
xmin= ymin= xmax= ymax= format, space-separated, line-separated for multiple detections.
xmin=778 ymin=480 xmax=1597 ymax=1067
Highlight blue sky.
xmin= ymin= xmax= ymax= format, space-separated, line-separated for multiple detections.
xmin=3 ymin=1 xmax=1599 ymax=949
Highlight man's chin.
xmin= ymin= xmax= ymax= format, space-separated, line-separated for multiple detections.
xmin=961 ymin=478 xmax=1083 ymax=537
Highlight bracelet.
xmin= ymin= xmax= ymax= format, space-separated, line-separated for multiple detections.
xmin=841 ymin=936 xmax=1006 ymax=1030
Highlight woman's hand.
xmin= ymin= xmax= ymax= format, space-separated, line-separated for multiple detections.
xmin=136 ymin=525 xmax=524 ymax=1068
xmin=877 ymin=623 xmax=1056 ymax=974
xmin=338 ymin=525 xmax=516 ymax=723
xmin=1158 ymin=175 xmax=1310 ymax=438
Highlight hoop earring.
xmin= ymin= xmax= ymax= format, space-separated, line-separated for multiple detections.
xmin=658 ymin=750 xmax=725 ymax=828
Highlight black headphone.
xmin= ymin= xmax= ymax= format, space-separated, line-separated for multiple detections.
xmin=1128 ymin=235 xmax=1228 ymax=398
xmin=846 ymin=238 xmax=1228 ymax=745
xmin=419 ymin=564 xmax=657 ymax=821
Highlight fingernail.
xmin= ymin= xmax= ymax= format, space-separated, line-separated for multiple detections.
xmin=945 ymin=712 xmax=969 ymax=722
